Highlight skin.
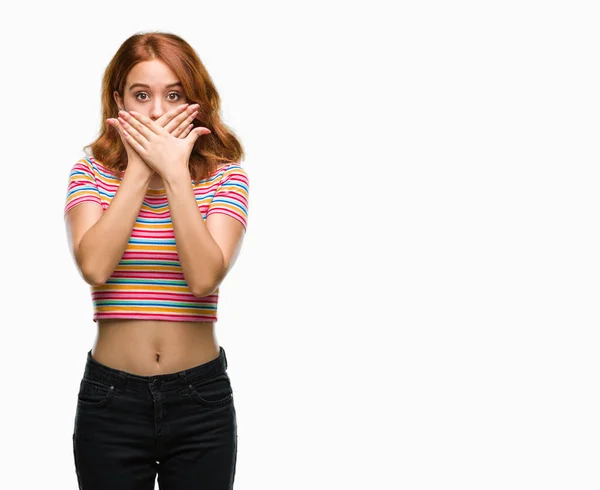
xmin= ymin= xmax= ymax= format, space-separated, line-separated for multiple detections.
xmin=67 ymin=60 xmax=245 ymax=375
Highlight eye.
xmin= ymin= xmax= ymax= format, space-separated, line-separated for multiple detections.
xmin=134 ymin=92 xmax=181 ymax=102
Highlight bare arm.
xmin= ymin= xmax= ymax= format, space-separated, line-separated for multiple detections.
xmin=162 ymin=168 xmax=225 ymax=296
xmin=65 ymin=104 xmax=200 ymax=286
xmin=163 ymin=167 xmax=247 ymax=297
xmin=65 ymin=166 xmax=152 ymax=286
xmin=100 ymin=106 xmax=248 ymax=295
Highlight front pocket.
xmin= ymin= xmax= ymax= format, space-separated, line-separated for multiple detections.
xmin=188 ymin=373 xmax=233 ymax=407
xmin=77 ymin=378 xmax=115 ymax=408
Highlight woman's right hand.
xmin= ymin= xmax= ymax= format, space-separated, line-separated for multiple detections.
xmin=106 ymin=103 xmax=201 ymax=179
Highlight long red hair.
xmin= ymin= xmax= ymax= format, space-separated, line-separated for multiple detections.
xmin=84 ymin=31 xmax=244 ymax=182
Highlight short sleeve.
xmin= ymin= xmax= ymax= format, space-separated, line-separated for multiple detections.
xmin=206 ymin=165 xmax=249 ymax=230
xmin=64 ymin=158 xmax=102 ymax=216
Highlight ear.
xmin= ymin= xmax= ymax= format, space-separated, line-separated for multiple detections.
xmin=113 ymin=90 xmax=123 ymax=110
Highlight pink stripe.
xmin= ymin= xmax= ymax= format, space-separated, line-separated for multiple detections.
xmin=65 ymin=196 xmax=101 ymax=213
xmin=92 ymin=291 xmax=217 ymax=300
xmin=121 ymin=252 xmax=179 ymax=260
xmin=67 ymin=157 xmax=247 ymax=323
xmin=94 ymin=313 xmax=217 ymax=322
xmin=207 ymin=208 xmax=247 ymax=227
xmin=131 ymin=230 xmax=175 ymax=238
xmin=110 ymin=271 xmax=184 ymax=279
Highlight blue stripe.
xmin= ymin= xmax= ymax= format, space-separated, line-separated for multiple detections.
xmin=210 ymin=198 xmax=247 ymax=213
xmin=136 ymin=218 xmax=173 ymax=224
xmin=67 ymin=185 xmax=99 ymax=198
xmin=128 ymin=238 xmax=177 ymax=245
xmin=105 ymin=278 xmax=187 ymax=285
xmin=94 ymin=301 xmax=217 ymax=309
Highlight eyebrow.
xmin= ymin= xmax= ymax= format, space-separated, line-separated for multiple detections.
xmin=128 ymin=82 xmax=183 ymax=91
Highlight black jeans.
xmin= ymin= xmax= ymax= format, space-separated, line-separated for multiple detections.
xmin=72 ymin=346 xmax=237 ymax=489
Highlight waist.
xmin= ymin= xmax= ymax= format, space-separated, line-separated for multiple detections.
xmin=92 ymin=319 xmax=219 ymax=375
xmin=82 ymin=345 xmax=228 ymax=393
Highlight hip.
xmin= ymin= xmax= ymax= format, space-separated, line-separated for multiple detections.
xmin=73 ymin=345 xmax=236 ymax=470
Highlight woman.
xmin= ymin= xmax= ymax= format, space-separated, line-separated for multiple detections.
xmin=64 ymin=31 xmax=249 ymax=489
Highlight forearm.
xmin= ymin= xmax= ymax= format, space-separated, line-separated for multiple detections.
xmin=163 ymin=169 xmax=224 ymax=296
xmin=78 ymin=167 xmax=152 ymax=285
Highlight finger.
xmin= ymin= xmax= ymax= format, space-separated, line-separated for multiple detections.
xmin=110 ymin=120 xmax=141 ymax=159
xmin=164 ymin=104 xmax=200 ymax=134
xmin=195 ymin=127 xmax=211 ymax=136
xmin=172 ymin=111 xmax=199 ymax=138
xmin=108 ymin=119 xmax=129 ymax=146
xmin=115 ymin=120 xmax=146 ymax=155
xmin=118 ymin=114 xmax=152 ymax=149
xmin=185 ymin=127 xmax=211 ymax=147
xmin=119 ymin=111 xmax=154 ymax=142
xmin=156 ymin=103 xmax=189 ymax=128
xmin=128 ymin=110 xmax=164 ymax=136
xmin=179 ymin=123 xmax=194 ymax=139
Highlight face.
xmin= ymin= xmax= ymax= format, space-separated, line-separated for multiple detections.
xmin=113 ymin=59 xmax=188 ymax=120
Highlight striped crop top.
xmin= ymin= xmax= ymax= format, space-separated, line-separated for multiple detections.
xmin=64 ymin=155 xmax=249 ymax=323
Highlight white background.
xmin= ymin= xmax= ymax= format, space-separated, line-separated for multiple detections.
xmin=1 ymin=0 xmax=599 ymax=488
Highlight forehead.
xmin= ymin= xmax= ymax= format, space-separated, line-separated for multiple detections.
xmin=126 ymin=60 xmax=179 ymax=87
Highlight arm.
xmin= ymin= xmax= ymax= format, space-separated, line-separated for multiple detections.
xmin=65 ymin=105 xmax=206 ymax=286
xmin=163 ymin=165 xmax=248 ymax=297
xmin=65 ymin=164 xmax=153 ymax=286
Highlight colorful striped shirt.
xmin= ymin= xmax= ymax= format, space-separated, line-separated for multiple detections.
xmin=64 ymin=155 xmax=249 ymax=323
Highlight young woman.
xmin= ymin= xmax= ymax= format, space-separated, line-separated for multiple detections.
xmin=64 ymin=32 xmax=249 ymax=489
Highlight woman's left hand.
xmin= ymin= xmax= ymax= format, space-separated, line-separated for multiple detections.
xmin=116 ymin=109 xmax=211 ymax=180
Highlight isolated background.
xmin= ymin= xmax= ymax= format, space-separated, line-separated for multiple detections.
xmin=1 ymin=0 xmax=599 ymax=488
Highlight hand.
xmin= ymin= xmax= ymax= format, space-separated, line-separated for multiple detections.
xmin=106 ymin=103 xmax=202 ymax=178
xmin=112 ymin=107 xmax=211 ymax=181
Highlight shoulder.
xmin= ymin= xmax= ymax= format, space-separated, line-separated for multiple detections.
xmin=87 ymin=155 xmax=121 ymax=179
xmin=194 ymin=162 xmax=249 ymax=187
xmin=69 ymin=155 xmax=93 ymax=173
xmin=214 ymin=162 xmax=249 ymax=183
xmin=72 ymin=155 xmax=121 ymax=183
xmin=69 ymin=155 xmax=99 ymax=174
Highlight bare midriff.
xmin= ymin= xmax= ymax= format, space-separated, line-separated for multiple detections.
xmin=91 ymin=319 xmax=220 ymax=376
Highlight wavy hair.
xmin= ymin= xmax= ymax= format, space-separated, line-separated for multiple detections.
xmin=84 ymin=31 xmax=244 ymax=183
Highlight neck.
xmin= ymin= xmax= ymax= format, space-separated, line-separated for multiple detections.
xmin=149 ymin=176 xmax=164 ymax=189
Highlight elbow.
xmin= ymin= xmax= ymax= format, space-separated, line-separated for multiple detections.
xmin=190 ymin=272 xmax=224 ymax=297
xmin=86 ymin=276 xmax=108 ymax=287
xmin=191 ymin=281 xmax=218 ymax=298
xmin=81 ymin=271 xmax=108 ymax=287
xmin=190 ymin=256 xmax=226 ymax=298
xmin=79 ymin=260 xmax=109 ymax=287
xmin=72 ymin=242 xmax=110 ymax=287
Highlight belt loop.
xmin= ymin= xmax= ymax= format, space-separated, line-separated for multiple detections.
xmin=179 ymin=370 xmax=189 ymax=385
xmin=117 ymin=371 xmax=127 ymax=392
xmin=221 ymin=346 xmax=228 ymax=370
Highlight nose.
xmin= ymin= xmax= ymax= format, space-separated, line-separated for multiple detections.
xmin=149 ymin=101 xmax=167 ymax=120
